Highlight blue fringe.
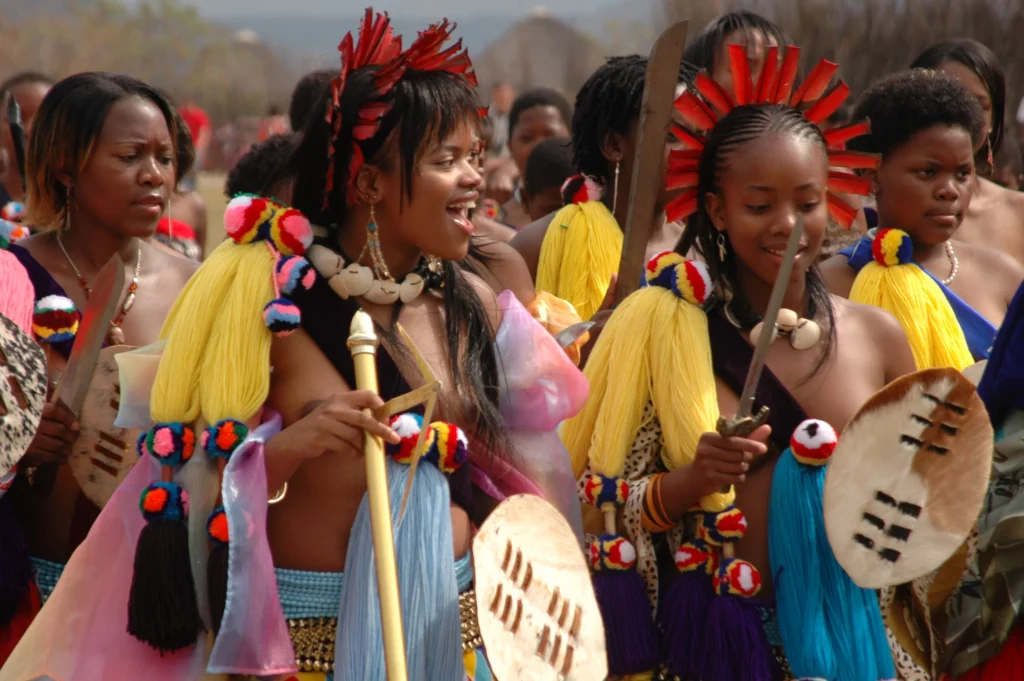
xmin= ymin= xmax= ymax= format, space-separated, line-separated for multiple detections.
xmin=768 ymin=448 xmax=895 ymax=681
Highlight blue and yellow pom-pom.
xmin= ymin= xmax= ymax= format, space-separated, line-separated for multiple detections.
xmin=700 ymin=506 xmax=749 ymax=546
xmin=589 ymin=533 xmax=638 ymax=572
xmin=139 ymin=481 xmax=189 ymax=523
xmin=275 ymin=255 xmax=316 ymax=297
xmin=871 ymin=228 xmax=913 ymax=267
xmin=223 ymin=194 xmax=313 ymax=256
xmin=582 ymin=474 xmax=630 ymax=508
xmin=201 ymin=419 xmax=250 ymax=460
xmin=674 ymin=539 xmax=717 ymax=575
xmin=32 ymin=294 xmax=79 ymax=343
xmin=206 ymin=507 xmax=229 ymax=545
xmin=263 ymin=298 xmax=302 ymax=336
xmin=145 ymin=422 xmax=196 ymax=467
xmin=713 ymin=557 xmax=762 ymax=598
xmin=387 ymin=413 xmax=428 ymax=464
xmin=790 ymin=419 xmax=838 ymax=467
xmin=644 ymin=253 xmax=713 ymax=307
xmin=425 ymin=422 xmax=468 ymax=473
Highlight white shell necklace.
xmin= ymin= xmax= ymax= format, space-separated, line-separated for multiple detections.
xmin=307 ymin=243 xmax=442 ymax=305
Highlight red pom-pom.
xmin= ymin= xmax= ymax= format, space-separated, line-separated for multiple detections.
xmin=589 ymin=534 xmax=638 ymax=571
xmin=790 ymin=419 xmax=838 ymax=466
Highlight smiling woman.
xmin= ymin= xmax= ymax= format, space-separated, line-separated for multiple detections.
xmin=3 ymin=72 xmax=198 ymax=604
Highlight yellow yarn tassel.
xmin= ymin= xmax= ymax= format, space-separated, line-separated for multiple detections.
xmin=535 ymin=200 xmax=622 ymax=320
xmin=563 ymin=263 xmax=733 ymax=511
xmin=848 ymin=229 xmax=971 ymax=371
xmin=151 ymin=239 xmax=275 ymax=424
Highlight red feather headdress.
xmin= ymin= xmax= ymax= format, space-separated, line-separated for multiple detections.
xmin=324 ymin=9 xmax=478 ymax=209
xmin=665 ymin=44 xmax=879 ymax=228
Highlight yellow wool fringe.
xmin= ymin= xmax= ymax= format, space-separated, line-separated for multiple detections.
xmin=151 ymin=239 xmax=276 ymax=424
xmin=849 ymin=262 xmax=972 ymax=371
xmin=535 ymin=200 xmax=622 ymax=320
xmin=562 ymin=285 xmax=734 ymax=512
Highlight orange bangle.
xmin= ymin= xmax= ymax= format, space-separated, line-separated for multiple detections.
xmin=642 ymin=474 xmax=675 ymax=533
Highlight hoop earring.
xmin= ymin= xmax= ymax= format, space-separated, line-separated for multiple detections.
xmin=612 ymin=160 xmax=620 ymax=215
xmin=717 ymin=232 xmax=727 ymax=261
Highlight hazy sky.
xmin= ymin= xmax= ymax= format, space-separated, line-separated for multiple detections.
xmin=187 ymin=0 xmax=618 ymax=17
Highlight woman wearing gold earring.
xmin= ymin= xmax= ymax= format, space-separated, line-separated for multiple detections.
xmin=3 ymin=73 xmax=198 ymax=609
xmin=912 ymin=39 xmax=1024 ymax=265
xmin=511 ymin=55 xmax=694 ymax=325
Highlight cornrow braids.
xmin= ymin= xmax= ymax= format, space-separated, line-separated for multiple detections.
xmin=676 ymin=104 xmax=837 ymax=380
xmin=571 ymin=55 xmax=697 ymax=186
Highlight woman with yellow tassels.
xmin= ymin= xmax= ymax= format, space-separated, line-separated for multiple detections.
xmin=822 ymin=69 xmax=1024 ymax=372
xmin=510 ymin=55 xmax=693 ymax=325
xmin=564 ymin=44 xmax=919 ymax=681
xmin=820 ymin=69 xmax=1024 ymax=681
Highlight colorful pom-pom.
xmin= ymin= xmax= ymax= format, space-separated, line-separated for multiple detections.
xmin=424 ymin=422 xmax=468 ymax=474
xmin=0 ymin=218 xmax=29 ymax=249
xmin=1 ymin=201 xmax=25 ymax=222
xmin=207 ymin=507 xmax=229 ymax=545
xmin=674 ymin=539 xmax=717 ymax=575
xmin=32 ymin=294 xmax=79 ymax=343
xmin=582 ymin=474 xmax=630 ymax=508
xmin=263 ymin=298 xmax=302 ymax=336
xmin=223 ymin=194 xmax=313 ymax=256
xmin=201 ymin=419 xmax=250 ymax=460
xmin=871 ymin=228 xmax=913 ymax=267
xmin=144 ymin=423 xmax=196 ymax=467
xmin=139 ymin=481 xmax=189 ymax=523
xmin=700 ymin=507 xmax=748 ymax=546
xmin=790 ymin=419 xmax=838 ymax=467
xmin=645 ymin=251 xmax=686 ymax=287
xmin=387 ymin=413 xmax=426 ymax=464
xmin=275 ymin=255 xmax=316 ymax=296
xmin=560 ymin=174 xmax=604 ymax=206
xmin=589 ymin=533 xmax=637 ymax=572
xmin=713 ymin=557 xmax=762 ymax=598
xmin=137 ymin=432 xmax=150 ymax=459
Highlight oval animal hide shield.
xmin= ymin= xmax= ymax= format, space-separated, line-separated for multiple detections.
xmin=0 ymin=313 xmax=47 ymax=477
xmin=473 ymin=494 xmax=607 ymax=681
xmin=69 ymin=345 xmax=142 ymax=507
xmin=824 ymin=368 xmax=993 ymax=589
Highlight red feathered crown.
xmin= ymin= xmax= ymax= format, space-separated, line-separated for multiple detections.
xmin=665 ymin=44 xmax=879 ymax=228
xmin=324 ymin=8 xmax=480 ymax=209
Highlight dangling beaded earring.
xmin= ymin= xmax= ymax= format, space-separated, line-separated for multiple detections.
xmin=987 ymin=134 xmax=994 ymax=172
xmin=717 ymin=233 xmax=727 ymax=261
xmin=63 ymin=185 xmax=72 ymax=233
xmin=362 ymin=203 xmax=401 ymax=304
xmin=612 ymin=160 xmax=621 ymax=215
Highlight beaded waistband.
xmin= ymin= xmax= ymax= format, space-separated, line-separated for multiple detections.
xmin=277 ymin=553 xmax=478 ymax=674
xmin=30 ymin=557 xmax=65 ymax=603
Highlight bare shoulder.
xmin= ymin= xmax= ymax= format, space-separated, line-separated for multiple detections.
xmin=463 ymin=270 xmax=503 ymax=333
xmin=835 ymin=297 xmax=916 ymax=379
xmin=508 ymin=211 xmax=555 ymax=280
xmin=472 ymin=215 xmax=516 ymax=243
xmin=818 ymin=255 xmax=857 ymax=298
xmin=467 ymin=236 xmax=535 ymax=305
xmin=146 ymin=240 xmax=199 ymax=286
xmin=14 ymin=232 xmax=54 ymax=263
xmin=958 ymin=240 xmax=1024 ymax=298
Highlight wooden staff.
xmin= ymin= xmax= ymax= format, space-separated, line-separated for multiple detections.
xmin=347 ymin=309 xmax=408 ymax=681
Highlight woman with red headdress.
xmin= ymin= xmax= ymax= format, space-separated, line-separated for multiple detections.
xmin=0 ymin=10 xmax=587 ymax=681
xmin=563 ymin=43 xmax=916 ymax=680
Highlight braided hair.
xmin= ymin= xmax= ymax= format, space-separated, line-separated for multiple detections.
xmin=571 ymin=55 xmax=697 ymax=187
xmin=675 ymin=104 xmax=837 ymax=378
xmin=269 ymin=68 xmax=509 ymax=461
